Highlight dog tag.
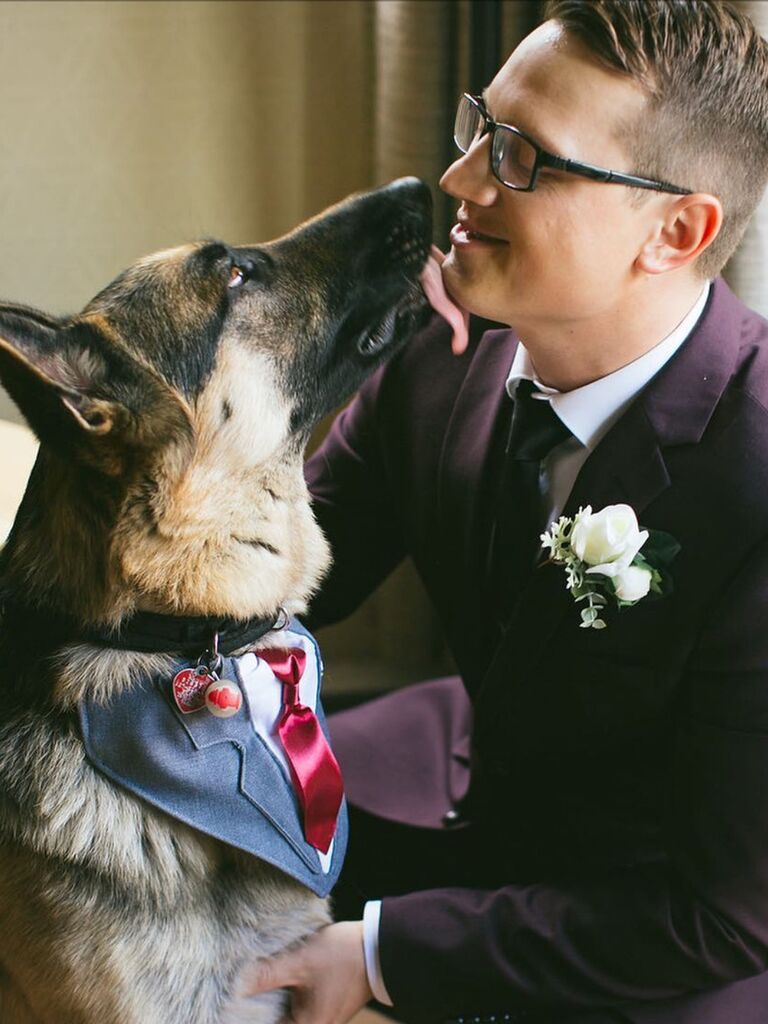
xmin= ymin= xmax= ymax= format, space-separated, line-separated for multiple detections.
xmin=172 ymin=666 xmax=217 ymax=714
xmin=205 ymin=682 xmax=242 ymax=718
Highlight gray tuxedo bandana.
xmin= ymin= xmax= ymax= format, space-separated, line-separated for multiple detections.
xmin=79 ymin=618 xmax=347 ymax=897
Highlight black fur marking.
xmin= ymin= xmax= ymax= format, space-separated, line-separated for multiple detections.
xmin=233 ymin=537 xmax=280 ymax=556
xmin=85 ymin=250 xmax=230 ymax=402
xmin=0 ymin=301 xmax=64 ymax=331
xmin=222 ymin=398 xmax=233 ymax=423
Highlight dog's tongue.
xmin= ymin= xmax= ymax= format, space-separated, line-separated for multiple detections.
xmin=420 ymin=246 xmax=470 ymax=356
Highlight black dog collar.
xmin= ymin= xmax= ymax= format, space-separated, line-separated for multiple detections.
xmin=80 ymin=608 xmax=287 ymax=657
xmin=0 ymin=595 xmax=285 ymax=659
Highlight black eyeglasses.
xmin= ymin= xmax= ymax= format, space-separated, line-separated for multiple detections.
xmin=454 ymin=93 xmax=692 ymax=196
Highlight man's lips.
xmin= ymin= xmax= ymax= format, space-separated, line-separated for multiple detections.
xmin=450 ymin=221 xmax=507 ymax=246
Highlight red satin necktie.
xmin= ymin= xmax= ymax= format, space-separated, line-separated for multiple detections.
xmin=256 ymin=646 xmax=343 ymax=854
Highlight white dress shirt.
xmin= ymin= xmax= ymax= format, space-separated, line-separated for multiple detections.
xmin=507 ymin=283 xmax=711 ymax=530
xmin=361 ymin=281 xmax=711 ymax=1006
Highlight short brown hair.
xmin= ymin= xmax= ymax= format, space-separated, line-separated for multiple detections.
xmin=544 ymin=0 xmax=768 ymax=279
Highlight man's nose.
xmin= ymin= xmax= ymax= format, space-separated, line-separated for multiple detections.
xmin=439 ymin=138 xmax=498 ymax=206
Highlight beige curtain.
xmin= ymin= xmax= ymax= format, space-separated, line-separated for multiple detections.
xmin=725 ymin=1 xmax=768 ymax=316
xmin=372 ymin=0 xmax=541 ymax=243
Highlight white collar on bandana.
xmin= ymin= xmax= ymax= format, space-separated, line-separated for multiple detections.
xmin=234 ymin=628 xmax=334 ymax=873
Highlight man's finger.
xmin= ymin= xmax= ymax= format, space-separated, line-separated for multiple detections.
xmin=242 ymin=951 xmax=299 ymax=995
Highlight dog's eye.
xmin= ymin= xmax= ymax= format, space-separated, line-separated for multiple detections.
xmin=226 ymin=252 xmax=273 ymax=290
xmin=228 ymin=266 xmax=247 ymax=289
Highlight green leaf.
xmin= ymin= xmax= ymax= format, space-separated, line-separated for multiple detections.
xmin=645 ymin=564 xmax=674 ymax=600
xmin=641 ymin=530 xmax=681 ymax=568
xmin=633 ymin=545 xmax=675 ymax=602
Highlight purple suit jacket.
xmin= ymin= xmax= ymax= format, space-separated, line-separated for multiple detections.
xmin=305 ymin=278 xmax=768 ymax=1023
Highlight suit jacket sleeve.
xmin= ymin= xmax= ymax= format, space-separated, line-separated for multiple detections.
xmin=304 ymin=363 xmax=406 ymax=631
xmin=305 ymin=314 xmax=467 ymax=632
xmin=379 ymin=533 xmax=768 ymax=1021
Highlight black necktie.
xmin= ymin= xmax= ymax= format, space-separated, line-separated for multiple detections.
xmin=489 ymin=379 xmax=572 ymax=623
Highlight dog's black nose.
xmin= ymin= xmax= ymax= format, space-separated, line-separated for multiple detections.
xmin=383 ymin=176 xmax=433 ymax=215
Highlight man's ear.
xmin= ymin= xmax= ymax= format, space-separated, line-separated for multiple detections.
xmin=635 ymin=193 xmax=723 ymax=275
xmin=0 ymin=303 xmax=132 ymax=447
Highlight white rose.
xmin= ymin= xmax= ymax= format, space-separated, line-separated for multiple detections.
xmin=612 ymin=564 xmax=653 ymax=602
xmin=571 ymin=503 xmax=649 ymax=578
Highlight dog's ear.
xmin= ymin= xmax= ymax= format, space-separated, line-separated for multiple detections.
xmin=0 ymin=304 xmax=190 ymax=466
xmin=0 ymin=304 xmax=134 ymax=441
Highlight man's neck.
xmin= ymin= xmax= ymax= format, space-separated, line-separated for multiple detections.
xmin=517 ymin=276 xmax=708 ymax=393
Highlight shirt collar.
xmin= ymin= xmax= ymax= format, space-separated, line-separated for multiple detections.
xmin=505 ymin=283 xmax=711 ymax=450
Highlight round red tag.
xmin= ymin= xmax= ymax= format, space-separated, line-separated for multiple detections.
xmin=205 ymin=682 xmax=242 ymax=718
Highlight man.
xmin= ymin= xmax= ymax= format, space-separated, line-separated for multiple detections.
xmin=246 ymin=2 xmax=768 ymax=1022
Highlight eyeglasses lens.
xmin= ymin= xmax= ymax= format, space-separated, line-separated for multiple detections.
xmin=492 ymin=129 xmax=536 ymax=189
xmin=454 ymin=96 xmax=485 ymax=153
xmin=454 ymin=96 xmax=536 ymax=190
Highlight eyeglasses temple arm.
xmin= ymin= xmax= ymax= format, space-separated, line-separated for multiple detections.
xmin=541 ymin=153 xmax=692 ymax=195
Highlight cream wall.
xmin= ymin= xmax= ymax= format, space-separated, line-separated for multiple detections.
xmin=0 ymin=0 xmax=374 ymax=423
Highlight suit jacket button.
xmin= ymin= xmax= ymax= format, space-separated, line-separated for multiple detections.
xmin=442 ymin=808 xmax=462 ymax=828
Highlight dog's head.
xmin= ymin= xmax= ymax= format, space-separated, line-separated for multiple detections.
xmin=0 ymin=178 xmax=432 ymax=622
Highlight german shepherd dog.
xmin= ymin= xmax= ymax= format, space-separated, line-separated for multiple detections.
xmin=0 ymin=177 xmax=432 ymax=1023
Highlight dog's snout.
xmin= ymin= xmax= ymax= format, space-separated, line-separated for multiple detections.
xmin=376 ymin=177 xmax=432 ymax=273
xmin=383 ymin=177 xmax=432 ymax=233
xmin=384 ymin=176 xmax=433 ymax=211
xmin=384 ymin=214 xmax=429 ymax=273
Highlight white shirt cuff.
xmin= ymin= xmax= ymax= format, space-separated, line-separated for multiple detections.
xmin=362 ymin=900 xmax=394 ymax=1006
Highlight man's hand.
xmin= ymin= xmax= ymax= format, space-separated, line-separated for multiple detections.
xmin=242 ymin=920 xmax=374 ymax=1024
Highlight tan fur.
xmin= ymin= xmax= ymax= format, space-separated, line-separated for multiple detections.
xmin=114 ymin=341 xmax=330 ymax=621
xmin=52 ymin=646 xmax=176 ymax=708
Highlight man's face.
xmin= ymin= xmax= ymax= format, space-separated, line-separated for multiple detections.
xmin=440 ymin=21 xmax=669 ymax=331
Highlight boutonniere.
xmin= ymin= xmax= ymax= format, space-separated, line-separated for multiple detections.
xmin=540 ymin=504 xmax=680 ymax=630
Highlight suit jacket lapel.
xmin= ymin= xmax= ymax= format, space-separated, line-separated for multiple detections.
xmin=472 ymin=276 xmax=744 ymax=715
xmin=437 ymin=326 xmax=519 ymax=601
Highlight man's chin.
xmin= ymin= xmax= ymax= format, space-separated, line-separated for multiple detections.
xmin=442 ymin=248 xmax=506 ymax=323
xmin=441 ymin=249 xmax=479 ymax=306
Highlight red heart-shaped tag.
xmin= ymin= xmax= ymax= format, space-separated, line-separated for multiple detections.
xmin=172 ymin=666 xmax=213 ymax=714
